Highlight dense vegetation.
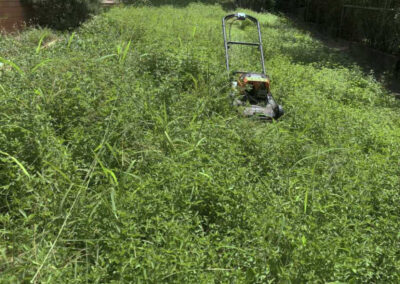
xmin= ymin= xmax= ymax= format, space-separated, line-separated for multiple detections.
xmin=1 ymin=2 xmax=400 ymax=282
xmin=20 ymin=0 xmax=400 ymax=55
xmin=262 ymin=0 xmax=400 ymax=54
xmin=23 ymin=0 xmax=101 ymax=30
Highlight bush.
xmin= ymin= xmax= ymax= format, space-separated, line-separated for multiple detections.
xmin=236 ymin=0 xmax=276 ymax=11
xmin=24 ymin=0 xmax=100 ymax=30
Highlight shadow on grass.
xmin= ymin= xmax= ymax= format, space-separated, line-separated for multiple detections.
xmin=147 ymin=0 xmax=236 ymax=10
xmin=278 ymin=17 xmax=400 ymax=94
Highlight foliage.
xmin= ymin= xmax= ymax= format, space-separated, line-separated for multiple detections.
xmin=23 ymin=0 xmax=101 ymax=30
xmin=1 ymin=3 xmax=400 ymax=282
xmin=236 ymin=0 xmax=276 ymax=11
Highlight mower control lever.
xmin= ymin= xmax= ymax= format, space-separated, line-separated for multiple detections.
xmin=236 ymin=13 xmax=246 ymax=20
xmin=223 ymin=13 xmax=258 ymax=24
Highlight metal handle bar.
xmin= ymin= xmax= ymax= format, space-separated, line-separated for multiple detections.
xmin=222 ymin=13 xmax=266 ymax=75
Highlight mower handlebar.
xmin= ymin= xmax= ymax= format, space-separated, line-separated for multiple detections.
xmin=222 ymin=13 xmax=266 ymax=75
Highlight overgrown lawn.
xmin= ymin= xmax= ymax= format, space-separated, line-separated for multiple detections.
xmin=1 ymin=3 xmax=400 ymax=282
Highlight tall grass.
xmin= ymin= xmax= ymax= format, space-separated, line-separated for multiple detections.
xmin=1 ymin=3 xmax=400 ymax=282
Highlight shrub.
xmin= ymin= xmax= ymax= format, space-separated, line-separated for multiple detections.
xmin=24 ymin=0 xmax=100 ymax=30
xmin=236 ymin=0 xmax=276 ymax=11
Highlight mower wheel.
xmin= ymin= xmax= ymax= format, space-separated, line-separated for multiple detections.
xmin=278 ymin=105 xmax=284 ymax=117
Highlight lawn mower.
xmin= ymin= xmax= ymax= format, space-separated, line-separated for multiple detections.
xmin=222 ymin=13 xmax=283 ymax=120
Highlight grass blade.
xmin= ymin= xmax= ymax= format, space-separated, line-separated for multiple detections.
xmin=111 ymin=188 xmax=118 ymax=219
xmin=96 ymin=54 xmax=118 ymax=62
xmin=0 ymin=150 xmax=31 ymax=179
xmin=31 ymin=59 xmax=53 ymax=73
xmin=0 ymin=57 xmax=24 ymax=76
xmin=120 ymin=40 xmax=131 ymax=64
xmin=36 ymin=33 xmax=48 ymax=54
xmin=67 ymin=32 xmax=75 ymax=49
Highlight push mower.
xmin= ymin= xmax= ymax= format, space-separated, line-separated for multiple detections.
xmin=222 ymin=13 xmax=284 ymax=120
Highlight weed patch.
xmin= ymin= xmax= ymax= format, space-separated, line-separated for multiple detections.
xmin=1 ymin=3 xmax=400 ymax=283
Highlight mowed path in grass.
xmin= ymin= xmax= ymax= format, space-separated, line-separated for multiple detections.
xmin=1 ymin=3 xmax=400 ymax=283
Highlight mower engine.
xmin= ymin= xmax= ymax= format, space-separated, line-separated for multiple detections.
xmin=233 ymin=73 xmax=283 ymax=119
xmin=238 ymin=73 xmax=270 ymax=101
